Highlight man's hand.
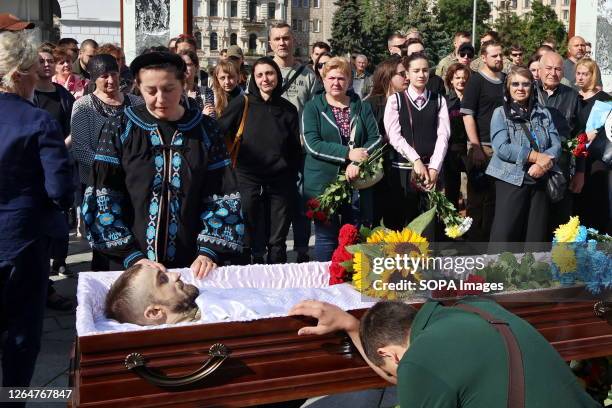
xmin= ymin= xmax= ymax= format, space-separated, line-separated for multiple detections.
xmin=135 ymin=258 xmax=167 ymax=272
xmin=288 ymin=300 xmax=360 ymax=336
xmin=191 ymin=255 xmax=217 ymax=279
xmin=345 ymin=163 xmax=360 ymax=181
xmin=569 ymin=172 xmax=585 ymax=194
xmin=586 ymin=129 xmax=598 ymax=143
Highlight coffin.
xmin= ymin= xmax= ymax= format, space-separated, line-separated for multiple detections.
xmin=69 ymin=263 xmax=612 ymax=408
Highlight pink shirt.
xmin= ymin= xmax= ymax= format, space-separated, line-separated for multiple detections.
xmin=383 ymin=85 xmax=450 ymax=172
xmin=53 ymin=74 xmax=88 ymax=100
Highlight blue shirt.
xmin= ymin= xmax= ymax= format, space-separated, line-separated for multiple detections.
xmin=0 ymin=92 xmax=73 ymax=259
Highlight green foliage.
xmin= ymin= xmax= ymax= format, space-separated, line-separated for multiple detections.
xmin=330 ymin=0 xmax=366 ymax=56
xmin=493 ymin=0 xmax=567 ymax=56
xmin=477 ymin=252 xmax=554 ymax=290
xmin=437 ymin=0 xmax=492 ymax=40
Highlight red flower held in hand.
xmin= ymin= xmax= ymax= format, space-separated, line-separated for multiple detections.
xmin=305 ymin=210 xmax=314 ymax=220
xmin=306 ymin=198 xmax=320 ymax=209
xmin=314 ymin=211 xmax=327 ymax=222
xmin=577 ymin=133 xmax=588 ymax=144
xmin=338 ymin=224 xmax=360 ymax=246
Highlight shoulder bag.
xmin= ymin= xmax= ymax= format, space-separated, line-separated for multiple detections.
xmin=227 ymin=95 xmax=249 ymax=168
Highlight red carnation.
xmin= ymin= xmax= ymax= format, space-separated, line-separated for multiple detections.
xmin=457 ymin=274 xmax=486 ymax=296
xmin=338 ymin=224 xmax=360 ymax=246
xmin=306 ymin=198 xmax=320 ymax=209
xmin=329 ymin=262 xmax=347 ymax=285
xmin=331 ymin=246 xmax=352 ymax=263
xmin=314 ymin=211 xmax=327 ymax=222
xmin=305 ymin=210 xmax=314 ymax=220
xmin=577 ymin=133 xmax=588 ymax=144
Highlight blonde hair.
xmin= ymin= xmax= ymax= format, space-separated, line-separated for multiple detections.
xmin=0 ymin=31 xmax=38 ymax=90
xmin=321 ymin=56 xmax=352 ymax=80
xmin=212 ymin=60 xmax=240 ymax=117
xmin=575 ymin=58 xmax=599 ymax=92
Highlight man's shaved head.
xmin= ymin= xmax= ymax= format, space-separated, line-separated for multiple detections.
xmin=539 ymin=52 xmax=563 ymax=89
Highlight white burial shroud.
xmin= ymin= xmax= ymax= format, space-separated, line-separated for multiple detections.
xmin=76 ymin=262 xmax=375 ymax=337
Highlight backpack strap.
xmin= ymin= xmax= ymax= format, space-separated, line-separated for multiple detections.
xmin=282 ymin=64 xmax=307 ymax=94
xmin=228 ymin=95 xmax=249 ymax=168
xmin=454 ymin=303 xmax=525 ymax=408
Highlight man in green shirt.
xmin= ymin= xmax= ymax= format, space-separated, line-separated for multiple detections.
xmin=289 ymin=298 xmax=600 ymax=407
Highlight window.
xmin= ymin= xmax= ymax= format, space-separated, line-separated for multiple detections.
xmin=550 ymin=0 xmax=556 ymax=5
xmin=194 ymin=31 xmax=202 ymax=49
xmin=297 ymin=19 xmax=302 ymax=32
xmin=524 ymin=0 xmax=530 ymax=7
xmin=268 ymin=2 xmax=276 ymax=18
xmin=510 ymin=0 xmax=517 ymax=8
xmin=230 ymin=1 xmax=238 ymax=17
xmin=230 ymin=33 xmax=237 ymax=45
xmin=313 ymin=0 xmax=320 ymax=7
xmin=210 ymin=0 xmax=218 ymax=16
xmin=249 ymin=33 xmax=258 ymax=52
xmin=302 ymin=0 xmax=309 ymax=7
xmin=562 ymin=0 xmax=569 ymax=5
xmin=249 ymin=0 xmax=257 ymax=20
xmin=562 ymin=9 xmax=568 ymax=19
xmin=312 ymin=19 xmax=320 ymax=32
xmin=210 ymin=32 xmax=218 ymax=50
xmin=292 ymin=0 xmax=299 ymax=7
xmin=292 ymin=19 xmax=297 ymax=30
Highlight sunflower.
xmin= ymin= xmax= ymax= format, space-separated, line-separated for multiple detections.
xmin=554 ymin=216 xmax=581 ymax=243
xmin=366 ymin=229 xmax=387 ymax=244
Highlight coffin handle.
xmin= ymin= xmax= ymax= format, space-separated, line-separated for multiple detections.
xmin=594 ymin=301 xmax=612 ymax=321
xmin=125 ymin=343 xmax=229 ymax=388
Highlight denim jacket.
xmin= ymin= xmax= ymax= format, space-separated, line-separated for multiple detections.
xmin=486 ymin=103 xmax=561 ymax=186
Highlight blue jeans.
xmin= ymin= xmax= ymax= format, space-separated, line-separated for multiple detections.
xmin=0 ymin=238 xmax=50 ymax=406
xmin=292 ymin=157 xmax=312 ymax=254
xmin=314 ymin=196 xmax=359 ymax=262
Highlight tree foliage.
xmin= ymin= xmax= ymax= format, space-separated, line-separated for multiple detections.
xmin=437 ymin=0 xmax=492 ymax=40
xmin=330 ymin=0 xmax=367 ymax=56
xmin=493 ymin=0 xmax=567 ymax=56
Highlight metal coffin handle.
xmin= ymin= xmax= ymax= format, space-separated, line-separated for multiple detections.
xmin=594 ymin=301 xmax=612 ymax=322
xmin=125 ymin=343 xmax=230 ymax=388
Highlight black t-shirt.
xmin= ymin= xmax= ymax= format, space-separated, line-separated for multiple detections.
xmin=35 ymin=88 xmax=70 ymax=137
xmin=460 ymin=71 xmax=505 ymax=143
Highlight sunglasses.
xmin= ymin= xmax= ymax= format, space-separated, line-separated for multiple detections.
xmin=510 ymin=81 xmax=531 ymax=88
xmin=511 ymin=52 xmax=523 ymax=57
xmin=459 ymin=52 xmax=474 ymax=58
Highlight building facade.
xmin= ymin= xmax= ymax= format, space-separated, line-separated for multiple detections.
xmin=288 ymin=0 xmax=336 ymax=59
xmin=193 ymin=0 xmax=287 ymax=67
xmin=58 ymin=0 xmax=121 ymax=45
xmin=488 ymin=0 xmax=572 ymax=28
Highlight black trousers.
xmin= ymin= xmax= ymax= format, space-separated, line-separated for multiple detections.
xmin=490 ymin=179 xmax=549 ymax=243
xmin=238 ymin=174 xmax=295 ymax=264
xmin=0 ymin=238 xmax=50 ymax=406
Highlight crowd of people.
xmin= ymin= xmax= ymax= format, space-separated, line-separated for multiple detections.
xmin=0 ymin=10 xmax=611 ymax=404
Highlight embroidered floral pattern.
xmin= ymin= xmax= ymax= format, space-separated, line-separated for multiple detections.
xmin=82 ymin=186 xmax=134 ymax=250
xmin=198 ymin=193 xmax=244 ymax=251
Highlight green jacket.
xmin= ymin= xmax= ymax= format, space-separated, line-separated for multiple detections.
xmin=302 ymin=92 xmax=382 ymax=199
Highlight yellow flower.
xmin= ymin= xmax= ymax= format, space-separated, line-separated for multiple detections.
xmin=366 ymin=229 xmax=387 ymax=243
xmin=554 ymin=216 xmax=581 ymax=243
xmin=551 ymin=245 xmax=577 ymax=273
xmin=445 ymin=225 xmax=461 ymax=239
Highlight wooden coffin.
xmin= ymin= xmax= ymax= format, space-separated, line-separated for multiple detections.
xmin=69 ymin=287 xmax=612 ymax=408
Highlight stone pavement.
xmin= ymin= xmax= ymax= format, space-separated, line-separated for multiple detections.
xmin=3 ymin=228 xmax=312 ymax=407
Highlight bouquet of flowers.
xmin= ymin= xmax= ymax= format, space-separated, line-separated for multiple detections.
xmin=306 ymin=145 xmax=387 ymax=222
xmin=551 ymin=216 xmax=612 ymax=294
xmin=565 ymin=133 xmax=589 ymax=158
xmin=426 ymin=190 xmax=473 ymax=239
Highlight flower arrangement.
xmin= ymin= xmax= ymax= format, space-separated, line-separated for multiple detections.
xmin=551 ymin=216 xmax=612 ymax=294
xmin=305 ymin=145 xmax=387 ymax=222
xmin=425 ymin=190 xmax=473 ymax=239
xmin=565 ymin=133 xmax=589 ymax=158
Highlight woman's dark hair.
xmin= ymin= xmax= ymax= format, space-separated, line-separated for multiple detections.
xmin=527 ymin=54 xmax=541 ymax=69
xmin=135 ymin=63 xmax=186 ymax=84
xmin=403 ymin=51 xmax=429 ymax=69
xmin=141 ymin=46 xmax=170 ymax=54
xmin=445 ymin=62 xmax=471 ymax=90
xmin=178 ymin=49 xmax=199 ymax=68
xmin=175 ymin=34 xmax=197 ymax=49
xmin=314 ymin=51 xmax=333 ymax=81
xmin=369 ymin=55 xmax=403 ymax=98
xmin=250 ymin=56 xmax=282 ymax=98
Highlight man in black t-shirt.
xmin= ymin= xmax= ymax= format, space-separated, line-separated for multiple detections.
xmin=34 ymin=47 xmax=76 ymax=311
xmin=460 ymin=40 xmax=505 ymax=242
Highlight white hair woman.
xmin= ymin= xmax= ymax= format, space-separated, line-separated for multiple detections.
xmin=0 ymin=30 xmax=74 ymax=391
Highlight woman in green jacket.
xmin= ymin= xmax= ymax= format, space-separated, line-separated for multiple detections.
xmin=303 ymin=56 xmax=382 ymax=261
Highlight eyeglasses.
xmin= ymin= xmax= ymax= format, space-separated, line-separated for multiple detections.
xmin=395 ymin=70 xmax=409 ymax=78
xmin=316 ymin=62 xmax=327 ymax=69
xmin=510 ymin=81 xmax=531 ymax=88
xmin=459 ymin=52 xmax=474 ymax=58
xmin=511 ymin=52 xmax=523 ymax=57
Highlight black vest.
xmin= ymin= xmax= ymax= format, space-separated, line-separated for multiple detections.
xmin=391 ymin=90 xmax=441 ymax=169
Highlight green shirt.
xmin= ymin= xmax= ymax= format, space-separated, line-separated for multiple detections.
xmin=397 ymin=298 xmax=599 ymax=408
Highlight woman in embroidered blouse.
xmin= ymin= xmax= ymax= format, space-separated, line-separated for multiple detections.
xmin=487 ymin=66 xmax=560 ymax=242
xmin=302 ymin=57 xmax=381 ymax=261
xmin=52 ymin=47 xmax=88 ymax=99
xmin=178 ymin=49 xmax=215 ymax=118
xmin=383 ymin=52 xmax=450 ymax=230
xmin=82 ymin=52 xmax=243 ymax=277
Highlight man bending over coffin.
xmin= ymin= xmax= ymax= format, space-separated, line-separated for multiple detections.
xmin=289 ymin=299 xmax=600 ymax=407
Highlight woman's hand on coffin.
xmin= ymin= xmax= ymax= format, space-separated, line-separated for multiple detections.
xmin=135 ymin=259 xmax=168 ymax=273
xmin=289 ymin=300 xmax=360 ymax=336
xmin=191 ymin=255 xmax=217 ymax=279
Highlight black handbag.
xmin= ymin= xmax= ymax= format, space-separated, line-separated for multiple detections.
xmin=519 ymin=122 xmax=567 ymax=203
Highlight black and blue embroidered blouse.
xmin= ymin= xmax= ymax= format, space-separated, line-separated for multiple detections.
xmin=82 ymin=104 xmax=244 ymax=269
